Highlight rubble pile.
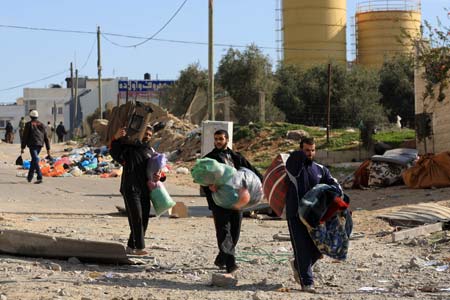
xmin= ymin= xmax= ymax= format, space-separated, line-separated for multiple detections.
xmin=145 ymin=103 xmax=201 ymax=162
xmin=86 ymin=103 xmax=202 ymax=162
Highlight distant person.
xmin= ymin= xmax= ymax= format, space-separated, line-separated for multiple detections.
xmin=4 ymin=121 xmax=14 ymax=143
xmin=56 ymin=121 xmax=67 ymax=143
xmin=20 ymin=110 xmax=51 ymax=184
xmin=18 ymin=117 xmax=26 ymax=143
xmin=46 ymin=121 xmax=54 ymax=143
xmin=202 ymin=129 xmax=262 ymax=275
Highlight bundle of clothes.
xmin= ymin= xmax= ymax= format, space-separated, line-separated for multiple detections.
xmin=191 ymin=158 xmax=263 ymax=210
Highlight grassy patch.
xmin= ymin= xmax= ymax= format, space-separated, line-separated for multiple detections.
xmin=374 ymin=129 xmax=415 ymax=147
xmin=317 ymin=131 xmax=360 ymax=151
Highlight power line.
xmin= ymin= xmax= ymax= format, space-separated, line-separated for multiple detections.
xmin=101 ymin=0 xmax=189 ymax=48
xmin=80 ymin=37 xmax=96 ymax=70
xmin=0 ymin=69 xmax=69 ymax=92
xmin=0 ymin=23 xmax=410 ymax=54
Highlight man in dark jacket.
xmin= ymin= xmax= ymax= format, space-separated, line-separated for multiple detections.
xmin=5 ymin=121 xmax=14 ymax=143
xmin=285 ymin=137 xmax=342 ymax=292
xmin=20 ymin=110 xmax=51 ymax=184
xmin=56 ymin=122 xmax=67 ymax=143
xmin=202 ymin=129 xmax=262 ymax=274
xmin=109 ymin=125 xmax=164 ymax=255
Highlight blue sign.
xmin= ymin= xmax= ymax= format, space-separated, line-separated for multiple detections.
xmin=118 ymin=80 xmax=174 ymax=92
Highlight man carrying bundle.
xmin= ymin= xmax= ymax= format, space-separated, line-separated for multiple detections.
xmin=202 ymin=129 xmax=262 ymax=274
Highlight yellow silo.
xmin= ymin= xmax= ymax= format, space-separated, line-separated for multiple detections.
xmin=356 ymin=0 xmax=421 ymax=67
xmin=282 ymin=0 xmax=347 ymax=65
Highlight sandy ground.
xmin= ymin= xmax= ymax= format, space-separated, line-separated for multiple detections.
xmin=0 ymin=142 xmax=450 ymax=300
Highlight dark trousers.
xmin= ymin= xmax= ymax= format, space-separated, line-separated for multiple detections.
xmin=123 ymin=191 xmax=151 ymax=249
xmin=57 ymin=135 xmax=64 ymax=143
xmin=212 ymin=205 xmax=242 ymax=271
xmin=27 ymin=146 xmax=42 ymax=181
xmin=287 ymin=217 xmax=322 ymax=286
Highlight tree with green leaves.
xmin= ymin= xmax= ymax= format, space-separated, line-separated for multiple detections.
xmin=413 ymin=13 xmax=449 ymax=102
xmin=161 ymin=63 xmax=208 ymax=116
xmin=378 ymin=55 xmax=415 ymax=127
xmin=217 ymin=45 xmax=279 ymax=124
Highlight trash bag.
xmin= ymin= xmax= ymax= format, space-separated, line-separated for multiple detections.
xmin=212 ymin=168 xmax=263 ymax=210
xmin=150 ymin=182 xmax=176 ymax=216
xmin=22 ymin=160 xmax=30 ymax=170
xmin=191 ymin=158 xmax=236 ymax=186
xmin=15 ymin=155 xmax=23 ymax=166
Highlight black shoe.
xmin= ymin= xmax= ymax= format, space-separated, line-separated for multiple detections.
xmin=214 ymin=256 xmax=226 ymax=269
xmin=27 ymin=178 xmax=32 ymax=183
xmin=34 ymin=179 xmax=43 ymax=184
xmin=226 ymin=264 xmax=239 ymax=274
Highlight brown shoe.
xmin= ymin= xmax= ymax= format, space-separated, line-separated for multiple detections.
xmin=133 ymin=249 xmax=149 ymax=256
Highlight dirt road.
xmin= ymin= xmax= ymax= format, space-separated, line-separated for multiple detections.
xmin=0 ymin=143 xmax=449 ymax=300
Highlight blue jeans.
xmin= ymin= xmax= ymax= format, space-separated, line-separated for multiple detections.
xmin=28 ymin=146 xmax=42 ymax=181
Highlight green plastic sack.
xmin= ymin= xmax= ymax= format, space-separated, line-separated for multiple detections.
xmin=191 ymin=158 xmax=236 ymax=186
xmin=150 ymin=182 xmax=176 ymax=216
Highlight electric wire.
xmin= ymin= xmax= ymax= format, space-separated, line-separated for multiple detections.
xmin=100 ymin=0 xmax=188 ymax=48
xmin=0 ymin=69 xmax=69 ymax=92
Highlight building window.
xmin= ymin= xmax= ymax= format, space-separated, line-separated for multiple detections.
xmin=0 ymin=120 xmax=5 ymax=128
xmin=58 ymin=107 xmax=63 ymax=115
xmin=28 ymin=100 xmax=36 ymax=110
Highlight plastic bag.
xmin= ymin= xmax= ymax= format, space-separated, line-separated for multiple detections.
xmin=22 ymin=160 xmax=30 ymax=170
xmin=212 ymin=168 xmax=263 ymax=210
xmin=147 ymin=153 xmax=167 ymax=177
xmin=150 ymin=182 xmax=176 ymax=216
xmin=191 ymin=158 xmax=236 ymax=186
xmin=15 ymin=155 xmax=23 ymax=166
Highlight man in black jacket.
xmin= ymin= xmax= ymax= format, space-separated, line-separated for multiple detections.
xmin=20 ymin=110 xmax=51 ymax=184
xmin=285 ymin=137 xmax=342 ymax=292
xmin=110 ymin=125 xmax=164 ymax=255
xmin=202 ymin=129 xmax=262 ymax=274
xmin=56 ymin=122 xmax=67 ymax=143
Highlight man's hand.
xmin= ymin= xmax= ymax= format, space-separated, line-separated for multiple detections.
xmin=208 ymin=184 xmax=218 ymax=193
xmin=114 ymin=127 xmax=127 ymax=140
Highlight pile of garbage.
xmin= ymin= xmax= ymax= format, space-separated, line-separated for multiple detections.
xmin=19 ymin=146 xmax=123 ymax=179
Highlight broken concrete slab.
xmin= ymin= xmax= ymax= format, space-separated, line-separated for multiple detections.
xmin=392 ymin=222 xmax=443 ymax=242
xmin=0 ymin=230 xmax=131 ymax=264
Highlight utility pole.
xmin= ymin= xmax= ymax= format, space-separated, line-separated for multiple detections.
xmin=208 ymin=0 xmax=215 ymax=120
xmin=97 ymin=26 xmax=103 ymax=119
xmin=74 ymin=69 xmax=79 ymax=136
xmin=326 ymin=63 xmax=332 ymax=144
xmin=70 ymin=62 xmax=74 ymax=136
xmin=259 ymin=91 xmax=266 ymax=123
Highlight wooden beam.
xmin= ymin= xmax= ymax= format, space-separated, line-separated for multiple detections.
xmin=392 ymin=222 xmax=443 ymax=242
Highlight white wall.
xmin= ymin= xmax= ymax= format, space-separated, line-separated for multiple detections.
xmin=0 ymin=104 xmax=26 ymax=144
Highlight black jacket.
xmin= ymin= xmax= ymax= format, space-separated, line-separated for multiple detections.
xmin=285 ymin=150 xmax=342 ymax=218
xmin=202 ymin=147 xmax=262 ymax=210
xmin=56 ymin=124 xmax=67 ymax=137
xmin=110 ymin=139 xmax=153 ymax=197
xmin=21 ymin=120 xmax=50 ymax=150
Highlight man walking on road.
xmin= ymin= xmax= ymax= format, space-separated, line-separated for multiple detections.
xmin=46 ymin=121 xmax=54 ymax=144
xmin=20 ymin=110 xmax=51 ymax=184
xmin=56 ymin=121 xmax=67 ymax=143
xmin=202 ymin=129 xmax=262 ymax=275
xmin=285 ymin=137 xmax=342 ymax=292
xmin=18 ymin=117 xmax=26 ymax=143
xmin=110 ymin=125 xmax=164 ymax=255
